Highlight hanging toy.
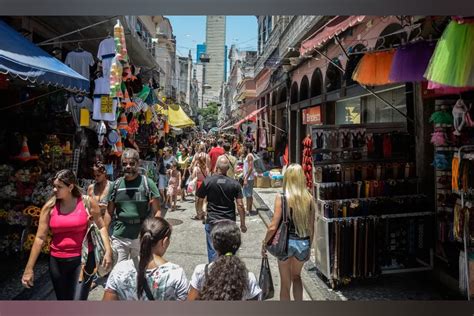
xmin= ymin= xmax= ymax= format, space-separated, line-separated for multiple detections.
xmin=430 ymin=130 xmax=447 ymax=146
xmin=452 ymin=99 xmax=469 ymax=135
xmin=114 ymin=19 xmax=128 ymax=63
xmin=429 ymin=111 xmax=454 ymax=125
xmin=113 ymin=138 xmax=123 ymax=157
xmin=118 ymin=113 xmax=129 ymax=138
xmin=97 ymin=121 xmax=107 ymax=146
xmin=128 ymin=117 xmax=139 ymax=135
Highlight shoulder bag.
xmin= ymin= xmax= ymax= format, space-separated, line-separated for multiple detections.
xmin=265 ymin=193 xmax=289 ymax=258
xmin=81 ymin=195 xmax=110 ymax=278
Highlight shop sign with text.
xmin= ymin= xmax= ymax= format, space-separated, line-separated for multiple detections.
xmin=302 ymin=106 xmax=322 ymax=125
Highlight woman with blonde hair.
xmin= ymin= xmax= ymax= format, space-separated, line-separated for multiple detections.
xmin=261 ymin=164 xmax=315 ymax=301
xmin=21 ymin=169 xmax=113 ymax=300
xmin=191 ymin=154 xmax=209 ymax=220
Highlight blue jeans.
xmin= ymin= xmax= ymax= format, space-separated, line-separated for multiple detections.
xmin=205 ymin=224 xmax=217 ymax=262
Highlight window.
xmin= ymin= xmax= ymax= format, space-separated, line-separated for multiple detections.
xmin=267 ymin=16 xmax=272 ymax=35
xmin=335 ymin=87 xmax=406 ymax=125
xmin=336 ymin=98 xmax=361 ymax=125
xmin=362 ymin=87 xmax=406 ymax=123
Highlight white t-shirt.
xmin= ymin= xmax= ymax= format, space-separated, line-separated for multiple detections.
xmin=93 ymin=96 xmax=117 ymax=122
xmin=93 ymin=77 xmax=111 ymax=95
xmin=65 ymin=50 xmax=94 ymax=79
xmin=190 ymin=263 xmax=262 ymax=300
xmin=105 ymin=260 xmax=189 ymax=301
xmin=68 ymin=95 xmax=93 ymax=111
xmin=97 ymin=38 xmax=116 ymax=77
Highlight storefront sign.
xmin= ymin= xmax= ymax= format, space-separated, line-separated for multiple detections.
xmin=302 ymin=106 xmax=322 ymax=125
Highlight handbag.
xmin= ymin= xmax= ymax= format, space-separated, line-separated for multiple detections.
xmin=187 ymin=177 xmax=197 ymax=194
xmin=81 ymin=195 xmax=110 ymax=278
xmin=258 ymin=256 xmax=274 ymax=300
xmin=265 ymin=193 xmax=289 ymax=258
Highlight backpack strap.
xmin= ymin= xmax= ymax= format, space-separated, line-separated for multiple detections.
xmin=109 ymin=177 xmax=124 ymax=203
xmin=142 ymin=175 xmax=152 ymax=201
xmin=204 ymin=263 xmax=209 ymax=280
xmin=132 ymin=256 xmax=155 ymax=301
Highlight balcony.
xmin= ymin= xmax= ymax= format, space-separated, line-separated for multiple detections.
xmin=255 ymin=22 xmax=282 ymax=76
xmin=278 ymin=16 xmax=324 ymax=59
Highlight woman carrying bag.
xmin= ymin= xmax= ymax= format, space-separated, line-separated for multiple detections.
xmin=261 ymin=164 xmax=315 ymax=301
xmin=21 ymin=169 xmax=113 ymax=300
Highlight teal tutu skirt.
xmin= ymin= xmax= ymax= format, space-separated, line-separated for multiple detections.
xmin=424 ymin=20 xmax=474 ymax=87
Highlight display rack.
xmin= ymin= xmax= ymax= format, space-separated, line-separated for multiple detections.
xmin=311 ymin=123 xmax=433 ymax=288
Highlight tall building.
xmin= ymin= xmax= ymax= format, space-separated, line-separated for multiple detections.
xmin=204 ymin=16 xmax=226 ymax=105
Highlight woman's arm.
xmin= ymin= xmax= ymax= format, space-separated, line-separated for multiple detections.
xmin=261 ymin=195 xmax=283 ymax=255
xmin=22 ymin=206 xmax=51 ymax=288
xmin=90 ymin=197 xmax=113 ymax=271
xmin=187 ymin=286 xmax=200 ymax=301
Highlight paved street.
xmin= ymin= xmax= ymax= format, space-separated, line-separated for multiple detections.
xmin=87 ymin=196 xmax=311 ymax=301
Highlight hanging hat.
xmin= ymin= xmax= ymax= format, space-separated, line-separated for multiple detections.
xmin=136 ymin=85 xmax=151 ymax=101
xmin=113 ymin=138 xmax=123 ymax=157
xmin=14 ymin=136 xmax=38 ymax=161
xmin=106 ymin=129 xmax=120 ymax=145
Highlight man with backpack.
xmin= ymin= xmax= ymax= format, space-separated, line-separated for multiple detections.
xmin=105 ymin=148 xmax=161 ymax=264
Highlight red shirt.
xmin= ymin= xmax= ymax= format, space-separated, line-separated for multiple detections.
xmin=49 ymin=197 xmax=91 ymax=258
xmin=208 ymin=146 xmax=225 ymax=172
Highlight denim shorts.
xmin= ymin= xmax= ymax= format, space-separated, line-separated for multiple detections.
xmin=279 ymin=238 xmax=311 ymax=262
xmin=242 ymin=180 xmax=254 ymax=198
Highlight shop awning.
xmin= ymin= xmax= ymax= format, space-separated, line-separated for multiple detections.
xmin=164 ymin=104 xmax=195 ymax=128
xmin=0 ymin=19 xmax=89 ymax=93
xmin=300 ymin=16 xmax=366 ymax=56
xmin=233 ymin=105 xmax=268 ymax=129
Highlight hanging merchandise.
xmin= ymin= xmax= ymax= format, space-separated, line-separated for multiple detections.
xmin=388 ymin=41 xmax=436 ymax=83
xmin=164 ymin=120 xmax=170 ymax=134
xmin=429 ymin=110 xmax=454 ymax=125
xmin=113 ymin=20 xmax=129 ymax=63
xmin=145 ymin=107 xmax=153 ymax=124
xmin=433 ymin=153 xmax=451 ymax=170
xmin=97 ymin=37 xmax=116 ymax=78
xmin=79 ymin=108 xmax=90 ymax=127
xmin=453 ymin=99 xmax=470 ymax=135
xmin=352 ymin=50 xmax=395 ymax=86
xmin=97 ymin=121 xmax=107 ymax=146
xmin=109 ymin=57 xmax=123 ymax=98
xmin=128 ymin=117 xmax=139 ymax=135
xmin=259 ymin=127 xmax=267 ymax=149
xmin=424 ymin=19 xmax=474 ymax=88
xmin=136 ymin=85 xmax=151 ymax=102
xmin=65 ymin=49 xmax=95 ymax=79
xmin=431 ymin=129 xmax=448 ymax=146
xmin=118 ymin=113 xmax=129 ymax=137
xmin=302 ymin=135 xmax=314 ymax=189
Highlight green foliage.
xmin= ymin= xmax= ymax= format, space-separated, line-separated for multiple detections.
xmin=198 ymin=102 xmax=219 ymax=128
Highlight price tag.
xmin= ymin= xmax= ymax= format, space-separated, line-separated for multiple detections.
xmin=100 ymin=96 xmax=113 ymax=113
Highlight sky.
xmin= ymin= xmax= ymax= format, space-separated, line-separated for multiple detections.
xmin=166 ymin=16 xmax=258 ymax=75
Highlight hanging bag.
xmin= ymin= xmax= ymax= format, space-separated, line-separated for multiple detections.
xmin=81 ymin=195 xmax=110 ymax=279
xmin=258 ymin=256 xmax=275 ymax=300
xmin=265 ymin=193 xmax=289 ymax=258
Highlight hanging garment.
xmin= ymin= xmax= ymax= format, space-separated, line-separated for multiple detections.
xmin=427 ymin=81 xmax=474 ymax=94
xmin=259 ymin=128 xmax=268 ymax=149
xmin=65 ymin=50 xmax=95 ymax=79
xmin=424 ymin=20 xmax=474 ymax=87
xmin=97 ymin=37 xmax=116 ymax=78
xmin=352 ymin=50 xmax=396 ymax=86
xmin=452 ymin=99 xmax=469 ymax=135
xmin=388 ymin=40 xmax=436 ymax=83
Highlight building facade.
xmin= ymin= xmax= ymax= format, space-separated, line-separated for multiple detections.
xmin=204 ymin=16 xmax=226 ymax=106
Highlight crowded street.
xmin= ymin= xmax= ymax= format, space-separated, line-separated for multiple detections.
xmin=0 ymin=14 xmax=473 ymax=301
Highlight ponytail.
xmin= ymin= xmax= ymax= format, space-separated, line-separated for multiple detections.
xmin=137 ymin=232 xmax=154 ymax=299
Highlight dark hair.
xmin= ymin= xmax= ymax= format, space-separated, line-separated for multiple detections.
xmin=223 ymin=143 xmax=231 ymax=152
xmin=200 ymin=220 xmax=249 ymax=300
xmin=137 ymin=217 xmax=172 ymax=299
xmin=211 ymin=140 xmax=217 ymax=147
xmin=53 ymin=169 xmax=82 ymax=198
xmin=245 ymin=143 xmax=253 ymax=153
xmin=92 ymin=160 xmax=106 ymax=174
xmin=217 ymin=139 xmax=223 ymax=146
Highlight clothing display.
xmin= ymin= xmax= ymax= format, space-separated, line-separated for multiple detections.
xmin=97 ymin=37 xmax=116 ymax=77
xmin=424 ymin=20 xmax=474 ymax=88
xmin=352 ymin=50 xmax=396 ymax=86
xmin=92 ymin=96 xmax=118 ymax=122
xmin=388 ymin=41 xmax=436 ymax=83
xmin=65 ymin=50 xmax=94 ymax=79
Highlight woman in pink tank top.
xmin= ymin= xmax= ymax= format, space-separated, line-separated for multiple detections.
xmin=21 ymin=169 xmax=112 ymax=300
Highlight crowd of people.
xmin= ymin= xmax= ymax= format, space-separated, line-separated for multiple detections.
xmin=20 ymin=132 xmax=315 ymax=301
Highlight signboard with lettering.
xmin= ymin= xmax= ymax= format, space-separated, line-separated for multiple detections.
xmin=302 ymin=106 xmax=322 ymax=125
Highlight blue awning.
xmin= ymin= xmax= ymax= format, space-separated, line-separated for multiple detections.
xmin=0 ymin=19 xmax=89 ymax=93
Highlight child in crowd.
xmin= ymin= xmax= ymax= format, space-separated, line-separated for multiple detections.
xmin=166 ymin=161 xmax=181 ymax=211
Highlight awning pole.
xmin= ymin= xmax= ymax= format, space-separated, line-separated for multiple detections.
xmin=258 ymin=118 xmax=286 ymax=132
xmin=313 ymin=48 xmax=413 ymax=124
xmin=38 ymin=16 xmax=119 ymax=45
